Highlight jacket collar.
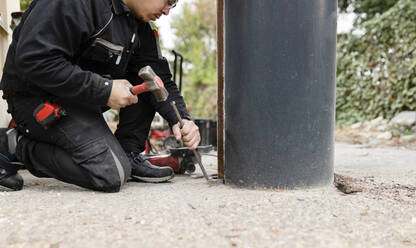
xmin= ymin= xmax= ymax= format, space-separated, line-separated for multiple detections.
xmin=112 ymin=0 xmax=131 ymax=15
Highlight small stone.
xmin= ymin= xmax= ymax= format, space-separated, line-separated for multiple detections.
xmin=376 ymin=132 xmax=392 ymax=140
xmin=334 ymin=173 xmax=363 ymax=194
xmin=370 ymin=116 xmax=384 ymax=126
xmin=350 ymin=122 xmax=362 ymax=129
xmin=400 ymin=134 xmax=416 ymax=144
xmin=390 ymin=111 xmax=416 ymax=126
xmin=375 ymin=125 xmax=387 ymax=131
xmin=188 ymin=203 xmax=196 ymax=209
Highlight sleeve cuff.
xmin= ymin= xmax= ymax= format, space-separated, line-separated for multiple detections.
xmin=93 ymin=75 xmax=113 ymax=106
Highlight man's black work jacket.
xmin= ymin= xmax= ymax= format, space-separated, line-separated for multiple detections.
xmin=0 ymin=0 xmax=189 ymax=126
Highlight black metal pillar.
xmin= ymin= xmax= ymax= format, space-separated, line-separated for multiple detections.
xmin=224 ymin=0 xmax=337 ymax=188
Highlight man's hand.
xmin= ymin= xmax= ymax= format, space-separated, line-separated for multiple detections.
xmin=107 ymin=79 xmax=138 ymax=109
xmin=172 ymin=119 xmax=200 ymax=150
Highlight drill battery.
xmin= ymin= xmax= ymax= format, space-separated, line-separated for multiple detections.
xmin=33 ymin=102 xmax=67 ymax=129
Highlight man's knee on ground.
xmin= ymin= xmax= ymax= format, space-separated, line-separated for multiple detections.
xmin=71 ymin=139 xmax=128 ymax=193
xmin=97 ymin=182 xmax=122 ymax=193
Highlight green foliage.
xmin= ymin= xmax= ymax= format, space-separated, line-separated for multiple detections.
xmin=20 ymin=0 xmax=32 ymax=10
xmin=336 ymin=0 xmax=416 ymax=125
xmin=338 ymin=0 xmax=399 ymax=24
xmin=170 ymin=0 xmax=217 ymax=118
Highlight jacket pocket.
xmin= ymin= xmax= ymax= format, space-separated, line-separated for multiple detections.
xmin=82 ymin=38 xmax=124 ymax=65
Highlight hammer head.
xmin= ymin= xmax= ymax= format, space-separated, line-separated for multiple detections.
xmin=138 ymin=66 xmax=169 ymax=102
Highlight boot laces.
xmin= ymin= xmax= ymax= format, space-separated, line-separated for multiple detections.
xmin=130 ymin=152 xmax=145 ymax=164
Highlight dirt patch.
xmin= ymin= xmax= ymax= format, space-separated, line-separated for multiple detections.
xmin=334 ymin=173 xmax=416 ymax=205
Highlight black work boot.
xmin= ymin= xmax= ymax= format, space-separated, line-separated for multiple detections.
xmin=0 ymin=128 xmax=24 ymax=191
xmin=126 ymin=152 xmax=174 ymax=183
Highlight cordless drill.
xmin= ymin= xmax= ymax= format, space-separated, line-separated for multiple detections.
xmin=33 ymin=102 xmax=67 ymax=129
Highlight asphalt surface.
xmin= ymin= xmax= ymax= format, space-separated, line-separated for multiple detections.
xmin=0 ymin=143 xmax=415 ymax=248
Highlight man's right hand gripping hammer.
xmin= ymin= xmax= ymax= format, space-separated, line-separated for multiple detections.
xmin=106 ymin=66 xmax=168 ymax=109
xmin=107 ymin=79 xmax=138 ymax=109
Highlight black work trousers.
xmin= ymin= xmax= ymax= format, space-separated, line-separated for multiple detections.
xmin=115 ymin=91 xmax=157 ymax=154
xmin=7 ymin=95 xmax=135 ymax=192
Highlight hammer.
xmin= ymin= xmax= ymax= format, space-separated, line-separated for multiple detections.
xmin=136 ymin=66 xmax=211 ymax=182
xmin=130 ymin=66 xmax=169 ymax=102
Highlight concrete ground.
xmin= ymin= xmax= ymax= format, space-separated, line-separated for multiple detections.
xmin=0 ymin=143 xmax=415 ymax=248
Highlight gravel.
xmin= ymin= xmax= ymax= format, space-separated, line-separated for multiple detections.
xmin=0 ymin=143 xmax=415 ymax=248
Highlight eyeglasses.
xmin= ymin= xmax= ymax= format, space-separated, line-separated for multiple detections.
xmin=167 ymin=0 xmax=178 ymax=9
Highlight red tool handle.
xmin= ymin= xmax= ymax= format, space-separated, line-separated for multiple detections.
xmin=130 ymin=83 xmax=148 ymax=95
xmin=130 ymin=76 xmax=165 ymax=95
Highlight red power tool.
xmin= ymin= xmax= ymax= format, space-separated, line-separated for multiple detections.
xmin=144 ymin=148 xmax=197 ymax=174
xmin=33 ymin=102 xmax=67 ymax=129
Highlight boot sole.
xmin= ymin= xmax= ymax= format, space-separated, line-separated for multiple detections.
xmin=131 ymin=173 xmax=174 ymax=183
